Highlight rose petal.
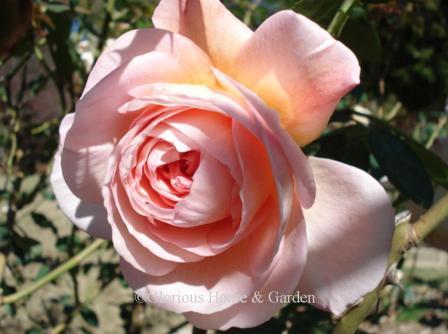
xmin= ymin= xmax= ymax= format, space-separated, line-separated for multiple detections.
xmin=123 ymin=82 xmax=313 ymax=276
xmin=297 ymin=157 xmax=394 ymax=316
xmin=105 ymin=186 xmax=179 ymax=276
xmin=109 ymin=171 xmax=204 ymax=263
xmin=116 ymin=97 xmax=279 ymax=262
xmin=64 ymin=27 xmax=216 ymax=204
xmin=120 ymin=198 xmax=292 ymax=315
xmin=83 ymin=28 xmax=214 ymax=96
xmin=114 ymin=107 xmax=186 ymax=222
xmin=128 ymin=81 xmax=315 ymax=210
xmin=212 ymin=69 xmax=316 ymax=209
xmin=116 ymin=82 xmax=309 ymax=276
xmin=225 ymin=121 xmax=278 ymax=274
xmin=148 ymin=219 xmax=227 ymax=257
xmin=50 ymin=114 xmax=111 ymax=239
xmin=103 ymin=113 xmax=206 ymax=263
xmin=152 ymin=0 xmax=252 ymax=73
xmin=233 ymin=11 xmax=360 ymax=145
xmin=63 ymin=52 xmax=194 ymax=203
xmin=120 ymin=248 xmax=256 ymax=314
xmin=173 ymin=154 xmax=235 ymax=226
xmin=184 ymin=203 xmax=307 ymax=330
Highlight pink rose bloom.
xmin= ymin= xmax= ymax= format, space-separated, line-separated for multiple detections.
xmin=51 ymin=0 xmax=394 ymax=330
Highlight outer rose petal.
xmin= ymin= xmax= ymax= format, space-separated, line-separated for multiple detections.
xmin=233 ymin=11 xmax=360 ymax=145
xmin=107 ymin=197 xmax=179 ymax=275
xmin=119 ymin=199 xmax=305 ymax=318
xmin=119 ymin=221 xmax=258 ymax=314
xmin=153 ymin=0 xmax=252 ymax=74
xmin=50 ymin=114 xmax=111 ymax=239
xmin=184 ymin=202 xmax=307 ymax=330
xmin=297 ymin=157 xmax=394 ymax=316
xmin=83 ymin=28 xmax=215 ymax=96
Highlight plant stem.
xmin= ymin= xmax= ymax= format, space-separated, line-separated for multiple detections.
xmin=333 ymin=193 xmax=448 ymax=334
xmin=0 ymin=253 xmax=5 ymax=284
xmin=243 ymin=0 xmax=262 ymax=26
xmin=0 ymin=239 xmax=107 ymax=305
xmin=94 ymin=0 xmax=115 ymax=65
xmin=327 ymin=0 xmax=357 ymax=37
xmin=31 ymin=117 xmax=60 ymax=135
xmin=49 ymin=323 xmax=66 ymax=334
xmin=425 ymin=115 xmax=447 ymax=149
xmin=411 ymin=193 xmax=448 ymax=243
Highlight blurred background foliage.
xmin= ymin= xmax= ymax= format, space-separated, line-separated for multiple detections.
xmin=0 ymin=0 xmax=447 ymax=333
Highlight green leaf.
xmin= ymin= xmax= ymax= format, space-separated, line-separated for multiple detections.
xmin=3 ymin=304 xmax=16 ymax=317
xmin=406 ymin=139 xmax=448 ymax=189
xmin=35 ymin=264 xmax=51 ymax=280
xmin=28 ymin=75 xmax=49 ymax=97
xmin=80 ymin=306 xmax=99 ymax=327
xmin=58 ymin=293 xmax=72 ymax=307
xmin=25 ymin=328 xmax=43 ymax=334
xmin=46 ymin=3 xmax=70 ymax=13
xmin=12 ymin=233 xmax=42 ymax=263
xmin=56 ymin=235 xmax=82 ymax=253
xmin=118 ymin=276 xmax=129 ymax=288
xmin=56 ymin=236 xmax=70 ymax=252
xmin=316 ymin=124 xmax=370 ymax=171
xmin=31 ymin=212 xmax=58 ymax=234
xmin=340 ymin=8 xmax=382 ymax=63
xmin=0 ymin=226 xmax=11 ymax=249
xmin=294 ymin=0 xmax=344 ymax=26
xmin=396 ymin=304 xmax=427 ymax=322
xmin=368 ymin=129 xmax=434 ymax=208
xmin=42 ymin=189 xmax=56 ymax=201
xmin=99 ymin=263 xmax=117 ymax=284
